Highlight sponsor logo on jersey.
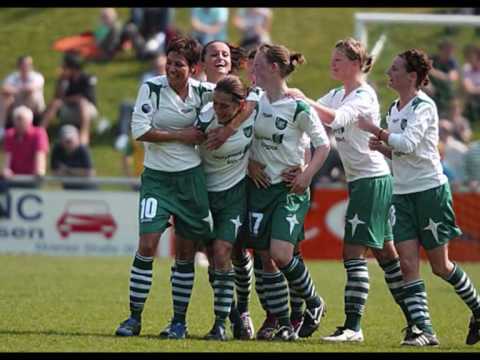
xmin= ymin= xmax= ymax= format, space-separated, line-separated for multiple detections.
xmin=262 ymin=112 xmax=273 ymax=118
xmin=400 ymin=118 xmax=408 ymax=130
xmin=272 ymin=133 xmax=284 ymax=144
xmin=275 ymin=117 xmax=287 ymax=130
xmin=141 ymin=103 xmax=152 ymax=114
xmin=243 ymin=125 xmax=253 ymax=138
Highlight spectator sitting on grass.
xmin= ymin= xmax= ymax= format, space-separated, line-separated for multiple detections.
xmin=51 ymin=124 xmax=96 ymax=190
xmin=0 ymin=55 xmax=45 ymax=137
xmin=41 ymin=52 xmax=98 ymax=145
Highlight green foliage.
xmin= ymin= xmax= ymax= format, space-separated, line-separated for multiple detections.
xmin=1 ymin=7 xmax=479 ymax=176
xmin=1 ymin=256 xmax=480 ymax=351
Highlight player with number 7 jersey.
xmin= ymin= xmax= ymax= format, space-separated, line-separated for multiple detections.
xmin=246 ymin=43 xmax=330 ymax=341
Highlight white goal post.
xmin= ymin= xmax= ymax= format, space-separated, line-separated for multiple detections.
xmin=354 ymin=12 xmax=480 ymax=48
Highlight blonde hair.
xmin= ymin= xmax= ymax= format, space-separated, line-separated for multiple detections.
xmin=335 ymin=37 xmax=373 ymax=74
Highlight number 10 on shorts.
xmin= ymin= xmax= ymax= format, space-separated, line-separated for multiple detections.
xmin=140 ymin=198 xmax=158 ymax=220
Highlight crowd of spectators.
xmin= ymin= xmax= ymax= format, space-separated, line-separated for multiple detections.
xmin=3 ymin=7 xmax=480 ymax=193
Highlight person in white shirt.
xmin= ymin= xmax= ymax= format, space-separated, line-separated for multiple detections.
xmin=115 ymin=36 xmax=215 ymax=340
xmin=0 ymin=55 xmax=45 ymax=135
xmin=288 ymin=38 xmax=410 ymax=343
xmin=196 ymin=75 xmax=258 ymax=340
xmin=358 ymin=48 xmax=480 ymax=347
xmin=247 ymin=43 xmax=330 ymax=341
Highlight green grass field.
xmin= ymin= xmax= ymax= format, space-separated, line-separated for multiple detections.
xmin=1 ymin=255 xmax=479 ymax=352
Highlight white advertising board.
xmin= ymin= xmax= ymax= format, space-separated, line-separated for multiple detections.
xmin=0 ymin=189 xmax=171 ymax=257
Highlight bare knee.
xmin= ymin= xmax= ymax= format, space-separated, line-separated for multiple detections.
xmin=430 ymin=261 xmax=454 ymax=279
xmin=213 ymin=240 xmax=232 ymax=270
xmin=138 ymin=233 xmax=160 ymax=257
xmin=270 ymin=248 xmax=292 ymax=268
xmin=373 ymin=241 xmax=398 ymax=264
xmin=399 ymin=256 xmax=419 ymax=279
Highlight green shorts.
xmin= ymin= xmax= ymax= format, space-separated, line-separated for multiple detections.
xmin=206 ymin=178 xmax=247 ymax=245
xmin=344 ymin=175 xmax=393 ymax=249
xmin=138 ymin=166 xmax=214 ymax=241
xmin=392 ymin=182 xmax=462 ymax=250
xmin=245 ymin=178 xmax=310 ymax=251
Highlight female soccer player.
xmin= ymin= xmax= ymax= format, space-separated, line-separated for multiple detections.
xmin=357 ymin=48 xmax=480 ymax=346
xmin=247 ymin=43 xmax=331 ymax=341
xmin=197 ymin=40 xmax=257 ymax=340
xmin=115 ymin=36 xmax=215 ymax=339
xmin=196 ymin=75 xmax=258 ymax=340
xmin=288 ymin=38 xmax=410 ymax=342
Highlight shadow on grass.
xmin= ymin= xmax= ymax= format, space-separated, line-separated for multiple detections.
xmin=0 ymin=330 xmax=227 ymax=342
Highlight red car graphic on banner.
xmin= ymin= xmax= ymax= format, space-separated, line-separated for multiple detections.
xmin=57 ymin=200 xmax=117 ymax=239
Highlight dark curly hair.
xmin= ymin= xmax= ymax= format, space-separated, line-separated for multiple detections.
xmin=399 ymin=48 xmax=432 ymax=89
xmin=166 ymin=36 xmax=202 ymax=68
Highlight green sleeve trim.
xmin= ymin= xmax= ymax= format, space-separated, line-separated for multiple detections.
xmin=293 ymin=100 xmax=310 ymax=122
xmin=146 ymin=82 xmax=163 ymax=109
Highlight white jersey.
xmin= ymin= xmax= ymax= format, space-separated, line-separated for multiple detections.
xmin=3 ymin=70 xmax=45 ymax=113
xmin=386 ymin=91 xmax=447 ymax=194
xmin=251 ymin=93 xmax=330 ymax=185
xmin=318 ymin=84 xmax=391 ymax=182
xmin=131 ymin=75 xmax=214 ymax=172
xmin=197 ymin=102 xmax=257 ymax=192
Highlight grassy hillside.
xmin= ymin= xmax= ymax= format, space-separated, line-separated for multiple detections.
xmin=1 ymin=7 xmax=478 ymax=177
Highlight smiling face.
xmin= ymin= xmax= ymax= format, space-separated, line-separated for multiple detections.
xmin=329 ymin=49 xmax=358 ymax=82
xmin=213 ymin=90 xmax=242 ymax=124
xmin=386 ymin=55 xmax=414 ymax=93
xmin=166 ymin=51 xmax=192 ymax=88
xmin=202 ymin=42 xmax=231 ymax=81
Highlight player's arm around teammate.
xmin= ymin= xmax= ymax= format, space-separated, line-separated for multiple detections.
xmin=358 ymin=49 xmax=480 ymax=347
xmin=247 ymin=43 xmax=330 ymax=341
xmin=287 ymin=38 xmax=415 ymax=343
xmin=115 ymin=36 xmax=215 ymax=339
xmin=197 ymin=40 xmax=257 ymax=339
xmin=196 ymin=75 xmax=258 ymax=340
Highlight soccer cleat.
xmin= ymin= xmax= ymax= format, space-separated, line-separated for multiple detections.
xmin=256 ymin=313 xmax=278 ymax=340
xmin=466 ymin=316 xmax=480 ymax=345
xmin=273 ymin=325 xmax=299 ymax=341
xmin=322 ymin=327 xmax=364 ymax=342
xmin=159 ymin=321 xmax=188 ymax=339
xmin=291 ymin=317 xmax=304 ymax=335
xmin=238 ymin=312 xmax=255 ymax=340
xmin=115 ymin=317 xmax=141 ymax=337
xmin=298 ymin=297 xmax=326 ymax=338
xmin=230 ymin=307 xmax=243 ymax=339
xmin=205 ymin=324 xmax=228 ymax=341
xmin=401 ymin=325 xmax=439 ymax=346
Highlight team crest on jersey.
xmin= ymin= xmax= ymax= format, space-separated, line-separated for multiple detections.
xmin=400 ymin=118 xmax=408 ymax=130
xmin=141 ymin=103 xmax=152 ymax=114
xmin=275 ymin=117 xmax=287 ymax=130
xmin=243 ymin=125 xmax=253 ymax=138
